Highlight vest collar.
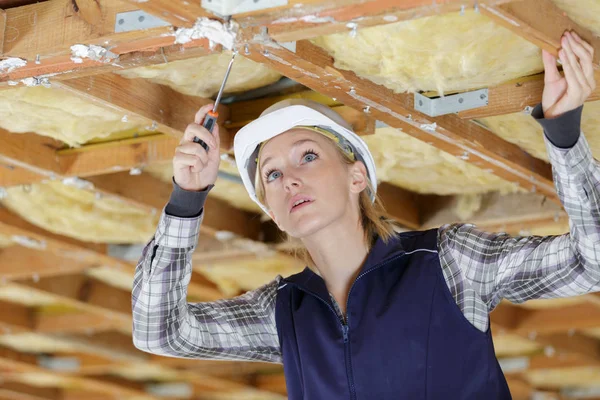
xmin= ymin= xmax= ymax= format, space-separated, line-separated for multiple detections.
xmin=284 ymin=233 xmax=406 ymax=300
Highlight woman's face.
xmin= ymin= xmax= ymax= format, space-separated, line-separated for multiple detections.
xmin=258 ymin=128 xmax=367 ymax=239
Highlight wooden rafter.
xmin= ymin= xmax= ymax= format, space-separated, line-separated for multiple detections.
xmin=243 ymin=39 xmax=557 ymax=200
xmin=0 ymin=208 xmax=223 ymax=301
xmin=480 ymin=0 xmax=600 ymax=68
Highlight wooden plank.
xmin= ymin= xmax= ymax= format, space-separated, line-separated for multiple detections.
xmin=244 ymin=39 xmax=558 ymax=201
xmin=87 ymin=171 xmax=263 ymax=240
xmin=514 ymin=303 xmax=600 ymax=336
xmin=120 ymin=0 xmax=209 ymax=28
xmin=0 ymin=10 xmax=6 ymax=55
xmin=3 ymin=0 xmax=154 ymax=58
xmin=421 ymin=192 xmax=565 ymax=234
xmin=54 ymin=73 xmax=231 ymax=140
xmin=0 ymin=208 xmax=222 ymax=302
xmin=0 ymin=0 xmax=220 ymax=84
xmin=0 ymin=40 xmax=216 ymax=87
xmin=480 ymin=0 xmax=600 ymax=67
xmin=0 ymin=247 xmax=95 ymax=280
xmin=458 ymin=73 xmax=600 ymax=119
xmin=377 ymin=182 xmax=421 ymax=230
xmin=0 ymin=130 xmax=62 ymax=186
xmin=0 ymin=383 xmax=61 ymax=400
xmin=57 ymin=134 xmax=179 ymax=177
xmin=0 ymin=299 xmax=33 ymax=333
xmin=240 ymin=0 xmax=517 ymax=43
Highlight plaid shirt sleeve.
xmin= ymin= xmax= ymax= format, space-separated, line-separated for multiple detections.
xmin=131 ymin=210 xmax=283 ymax=363
xmin=438 ymin=132 xmax=600 ymax=332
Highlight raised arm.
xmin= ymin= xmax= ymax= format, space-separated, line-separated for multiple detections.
xmin=131 ymin=105 xmax=282 ymax=363
xmin=438 ymin=32 xmax=599 ymax=331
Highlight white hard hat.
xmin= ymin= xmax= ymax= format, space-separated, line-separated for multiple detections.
xmin=233 ymin=99 xmax=377 ymax=215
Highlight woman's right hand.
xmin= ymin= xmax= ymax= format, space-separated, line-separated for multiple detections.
xmin=173 ymin=104 xmax=221 ymax=191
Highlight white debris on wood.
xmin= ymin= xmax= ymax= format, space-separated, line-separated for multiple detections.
xmin=62 ymin=177 xmax=95 ymax=191
xmin=7 ymin=81 xmax=19 ymax=86
xmin=420 ymin=122 xmax=438 ymax=132
xmin=11 ymin=235 xmax=47 ymax=250
xmin=174 ymin=18 xmax=238 ymax=50
xmin=273 ymin=15 xmax=336 ymax=24
xmin=215 ymin=231 xmax=236 ymax=241
xmin=20 ymin=77 xmax=52 ymax=88
xmin=121 ymin=115 xmax=128 ymax=122
xmin=383 ymin=15 xmax=398 ymax=22
xmin=0 ymin=58 xmax=27 ymax=74
xmin=70 ymin=44 xmax=118 ymax=64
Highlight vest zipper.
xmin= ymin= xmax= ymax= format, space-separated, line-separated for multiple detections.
xmin=342 ymin=253 xmax=406 ymax=400
xmin=288 ymin=252 xmax=406 ymax=400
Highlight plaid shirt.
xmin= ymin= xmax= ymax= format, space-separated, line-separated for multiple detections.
xmin=132 ymin=132 xmax=600 ymax=364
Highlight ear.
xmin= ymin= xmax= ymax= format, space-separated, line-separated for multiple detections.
xmin=349 ymin=161 xmax=368 ymax=195
xmin=268 ymin=210 xmax=285 ymax=232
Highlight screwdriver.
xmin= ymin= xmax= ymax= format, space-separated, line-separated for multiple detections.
xmin=194 ymin=51 xmax=237 ymax=151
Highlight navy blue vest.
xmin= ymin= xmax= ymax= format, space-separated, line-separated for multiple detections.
xmin=275 ymin=229 xmax=511 ymax=399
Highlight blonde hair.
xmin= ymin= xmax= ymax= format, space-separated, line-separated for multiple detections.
xmin=255 ymin=134 xmax=398 ymax=267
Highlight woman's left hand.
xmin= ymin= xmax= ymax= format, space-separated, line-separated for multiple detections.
xmin=541 ymin=31 xmax=596 ymax=119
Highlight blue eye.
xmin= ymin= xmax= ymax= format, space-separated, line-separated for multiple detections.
xmin=302 ymin=151 xmax=318 ymax=163
xmin=266 ymin=170 xmax=282 ymax=182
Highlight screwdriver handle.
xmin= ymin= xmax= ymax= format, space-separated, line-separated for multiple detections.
xmin=193 ymin=110 xmax=219 ymax=151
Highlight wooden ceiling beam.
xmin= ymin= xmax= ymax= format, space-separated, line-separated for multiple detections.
xmin=119 ymin=0 xmax=210 ymax=28
xmin=54 ymin=73 xmax=231 ymax=141
xmin=0 ymin=208 xmax=223 ymax=302
xmin=420 ymin=192 xmax=566 ymax=235
xmin=87 ymin=171 xmax=263 ymax=239
xmin=239 ymin=0 xmax=518 ymax=43
xmin=243 ymin=39 xmax=558 ymax=201
xmin=0 ymin=300 xmax=34 ymax=334
xmin=0 ymin=247 xmax=97 ymax=280
xmin=481 ymin=0 xmax=600 ymax=68
xmin=457 ymin=73 xmax=600 ymax=120
xmin=0 ymin=0 xmax=218 ymax=85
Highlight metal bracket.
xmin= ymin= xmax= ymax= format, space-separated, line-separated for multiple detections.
xmin=414 ymin=88 xmax=488 ymax=117
xmin=202 ymin=0 xmax=288 ymax=16
xmin=280 ymin=41 xmax=296 ymax=53
xmin=114 ymin=10 xmax=170 ymax=33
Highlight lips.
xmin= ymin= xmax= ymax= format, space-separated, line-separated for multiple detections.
xmin=289 ymin=195 xmax=314 ymax=213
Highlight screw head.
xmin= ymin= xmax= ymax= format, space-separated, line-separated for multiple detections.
xmin=138 ymin=15 xmax=145 ymax=22
xmin=458 ymin=97 xmax=464 ymax=104
xmin=118 ymin=18 xmax=125 ymax=25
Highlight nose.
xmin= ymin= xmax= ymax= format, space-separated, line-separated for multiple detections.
xmin=283 ymin=171 xmax=302 ymax=192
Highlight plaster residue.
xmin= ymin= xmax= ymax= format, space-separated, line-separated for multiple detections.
xmin=173 ymin=18 xmax=238 ymax=49
xmin=70 ymin=44 xmax=118 ymax=64
xmin=0 ymin=87 xmax=145 ymax=146
xmin=0 ymin=57 xmax=27 ymax=73
xmin=272 ymin=15 xmax=336 ymax=24
xmin=0 ymin=182 xmax=159 ymax=244
xmin=477 ymin=100 xmax=600 ymax=162
xmin=118 ymin=52 xmax=281 ymax=99
xmin=312 ymin=10 xmax=543 ymax=95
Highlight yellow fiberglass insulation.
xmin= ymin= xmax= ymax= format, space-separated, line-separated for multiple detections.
xmin=0 ymin=87 xmax=145 ymax=147
xmin=365 ymin=127 xmax=519 ymax=195
xmin=1 ymin=182 xmax=159 ymax=244
xmin=311 ymin=10 xmax=543 ymax=95
xmin=478 ymin=100 xmax=600 ymax=162
xmin=552 ymin=0 xmax=600 ymax=36
xmin=117 ymin=52 xmax=282 ymax=98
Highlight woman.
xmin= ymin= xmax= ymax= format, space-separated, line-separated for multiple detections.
xmin=132 ymin=31 xmax=598 ymax=399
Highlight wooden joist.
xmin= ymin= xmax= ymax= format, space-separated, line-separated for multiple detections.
xmin=0 ymin=0 xmax=218 ymax=85
xmin=0 ymin=208 xmax=223 ymax=302
xmin=54 ymin=73 xmax=230 ymax=140
xmin=243 ymin=39 xmax=557 ymax=200
xmin=458 ymin=73 xmax=600 ymax=119
xmin=480 ymin=0 xmax=600 ymax=68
